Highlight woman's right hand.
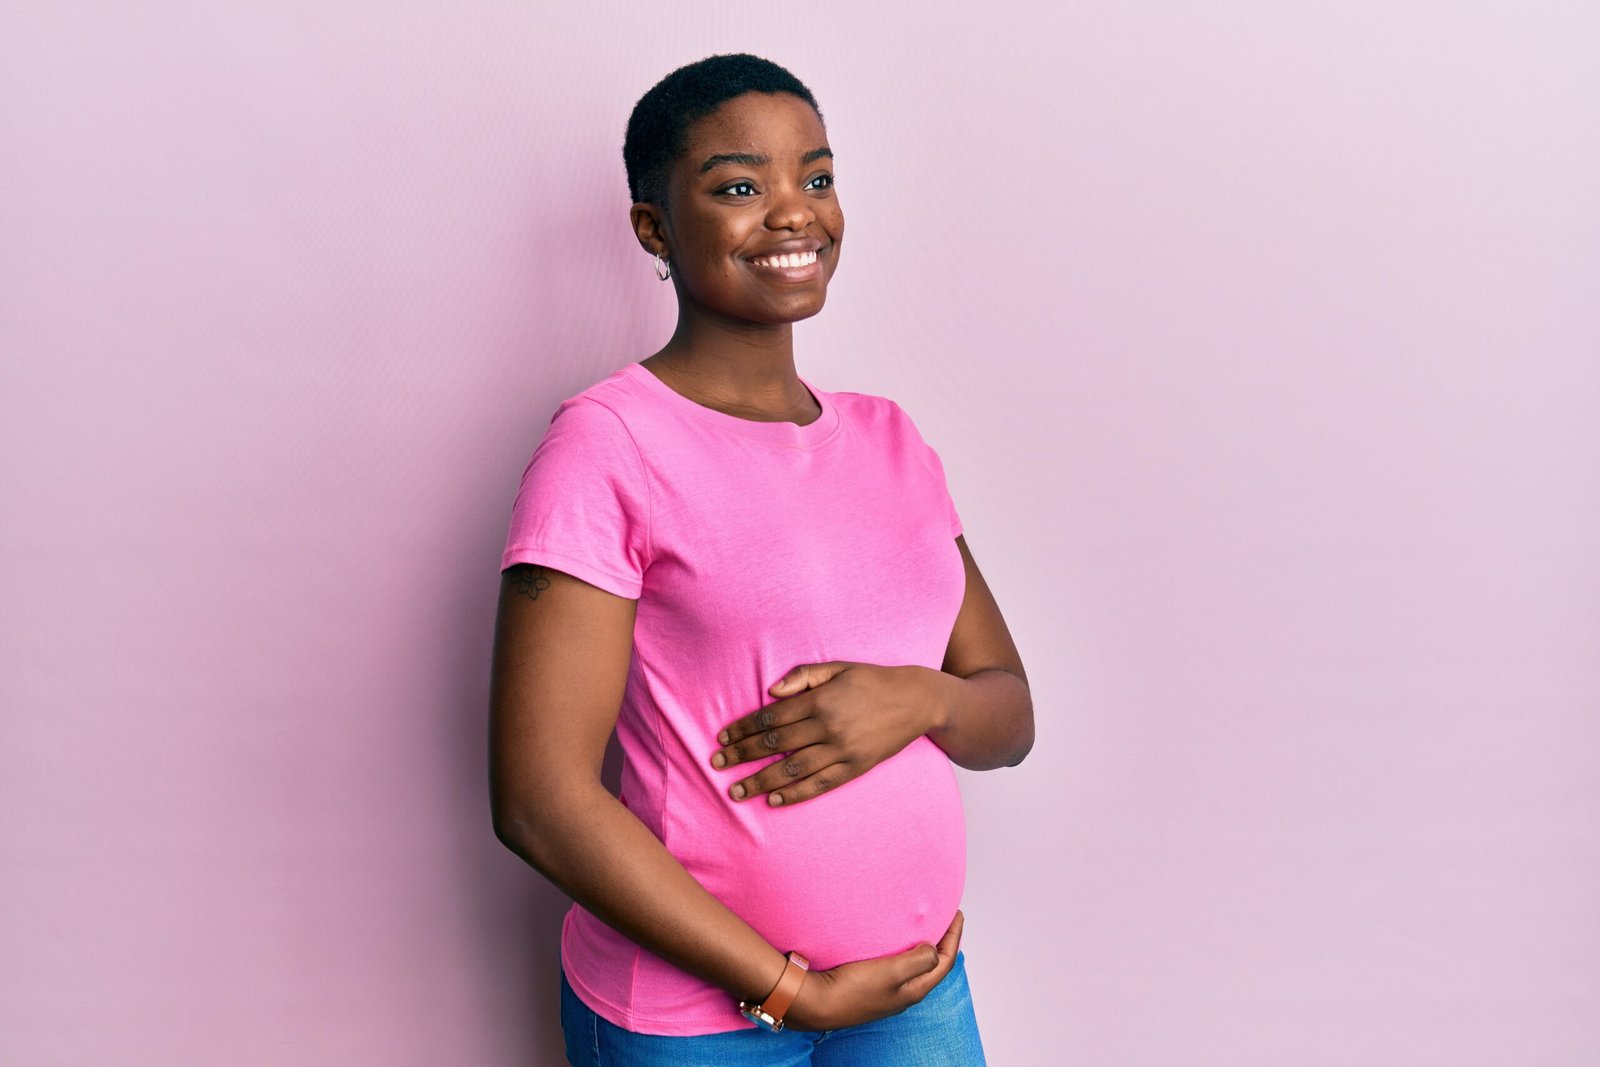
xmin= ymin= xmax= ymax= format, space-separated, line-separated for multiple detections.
xmin=783 ymin=910 xmax=964 ymax=1031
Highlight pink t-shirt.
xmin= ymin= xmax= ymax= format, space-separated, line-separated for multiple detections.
xmin=500 ymin=361 xmax=967 ymax=1035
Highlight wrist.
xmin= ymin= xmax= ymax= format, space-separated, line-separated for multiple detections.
xmin=783 ymin=963 xmax=832 ymax=1030
xmin=740 ymin=950 xmax=811 ymax=1031
xmin=745 ymin=946 xmax=789 ymax=1004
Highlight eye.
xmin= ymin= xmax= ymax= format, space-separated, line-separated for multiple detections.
xmin=720 ymin=181 xmax=758 ymax=197
xmin=806 ymin=173 xmax=835 ymax=191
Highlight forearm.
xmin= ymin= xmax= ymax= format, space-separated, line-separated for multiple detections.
xmin=496 ymin=781 xmax=787 ymax=1003
xmin=921 ymin=665 xmax=1034 ymax=770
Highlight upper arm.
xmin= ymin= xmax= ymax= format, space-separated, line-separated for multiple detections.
xmin=489 ymin=562 xmax=637 ymax=839
xmin=941 ymin=534 xmax=1028 ymax=685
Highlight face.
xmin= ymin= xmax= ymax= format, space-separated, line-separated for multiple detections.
xmin=642 ymin=91 xmax=844 ymax=325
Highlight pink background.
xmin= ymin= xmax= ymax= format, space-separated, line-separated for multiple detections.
xmin=3 ymin=3 xmax=1597 ymax=1064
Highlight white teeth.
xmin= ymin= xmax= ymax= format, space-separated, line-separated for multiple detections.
xmin=755 ymin=250 xmax=817 ymax=268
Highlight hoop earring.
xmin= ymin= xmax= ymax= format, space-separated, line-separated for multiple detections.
xmin=653 ymin=251 xmax=671 ymax=281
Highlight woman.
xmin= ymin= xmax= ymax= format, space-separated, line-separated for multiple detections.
xmin=489 ymin=53 xmax=1033 ymax=1065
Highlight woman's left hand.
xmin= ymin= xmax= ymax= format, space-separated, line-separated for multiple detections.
xmin=710 ymin=662 xmax=944 ymax=807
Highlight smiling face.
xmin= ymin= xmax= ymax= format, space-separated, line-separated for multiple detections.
xmin=646 ymin=91 xmax=844 ymax=326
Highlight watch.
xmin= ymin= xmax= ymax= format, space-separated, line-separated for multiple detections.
xmin=739 ymin=951 xmax=810 ymax=1032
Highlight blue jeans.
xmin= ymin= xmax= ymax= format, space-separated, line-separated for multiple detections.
xmin=560 ymin=951 xmax=987 ymax=1066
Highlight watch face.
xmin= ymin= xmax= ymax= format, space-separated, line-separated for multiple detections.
xmin=741 ymin=1005 xmax=781 ymax=1032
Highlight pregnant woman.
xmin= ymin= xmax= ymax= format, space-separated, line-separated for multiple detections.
xmin=489 ymin=52 xmax=1034 ymax=1066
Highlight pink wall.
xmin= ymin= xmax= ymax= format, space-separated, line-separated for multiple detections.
xmin=3 ymin=3 xmax=1597 ymax=1063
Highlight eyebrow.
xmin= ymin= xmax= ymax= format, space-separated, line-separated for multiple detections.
xmin=699 ymin=146 xmax=834 ymax=173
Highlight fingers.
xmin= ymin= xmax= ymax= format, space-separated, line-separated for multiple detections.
xmin=727 ymin=744 xmax=844 ymax=803
xmin=897 ymin=910 xmax=964 ymax=1000
xmin=793 ymin=913 xmax=968 ymax=1031
xmin=768 ymin=660 xmax=853 ymax=697
xmin=715 ymin=697 xmax=808 ymax=751
xmin=885 ymin=936 xmax=944 ymax=986
xmin=713 ymin=715 xmax=826 ymax=770
xmin=936 ymin=909 xmax=965 ymax=961
xmin=754 ymin=759 xmax=851 ymax=807
xmin=717 ymin=661 xmax=857 ymax=749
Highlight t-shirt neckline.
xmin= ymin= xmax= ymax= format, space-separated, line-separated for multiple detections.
xmin=623 ymin=361 xmax=841 ymax=449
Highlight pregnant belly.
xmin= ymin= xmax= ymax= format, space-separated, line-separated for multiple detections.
xmin=660 ymin=736 xmax=968 ymax=971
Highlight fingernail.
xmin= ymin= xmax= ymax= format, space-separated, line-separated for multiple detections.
xmin=718 ymin=731 xmax=730 ymax=745
xmin=768 ymin=793 xmax=784 ymax=806
xmin=711 ymin=752 xmax=725 ymax=768
xmin=730 ymin=784 xmax=745 ymax=800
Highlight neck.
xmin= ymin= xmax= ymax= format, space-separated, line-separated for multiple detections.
xmin=646 ymin=309 xmax=814 ymax=420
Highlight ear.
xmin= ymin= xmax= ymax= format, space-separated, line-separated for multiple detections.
xmin=630 ymin=202 xmax=669 ymax=260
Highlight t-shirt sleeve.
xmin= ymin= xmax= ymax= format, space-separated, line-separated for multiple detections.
xmin=892 ymin=400 xmax=964 ymax=540
xmin=923 ymin=438 xmax=964 ymax=539
xmin=499 ymin=397 xmax=651 ymax=598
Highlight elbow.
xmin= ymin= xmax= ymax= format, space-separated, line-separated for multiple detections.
xmin=493 ymin=806 xmax=573 ymax=881
xmin=491 ymin=804 xmax=545 ymax=867
xmin=491 ymin=781 xmax=606 ymax=876
xmin=1003 ymin=693 xmax=1035 ymax=767
xmin=491 ymin=792 xmax=564 ymax=873
xmin=492 ymin=806 xmax=534 ymax=854
xmin=490 ymin=758 xmax=561 ymax=865
xmin=1003 ymin=726 xmax=1034 ymax=767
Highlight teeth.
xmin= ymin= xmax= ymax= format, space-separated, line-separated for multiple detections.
xmin=754 ymin=250 xmax=817 ymax=268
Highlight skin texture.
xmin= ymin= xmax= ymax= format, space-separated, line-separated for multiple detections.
xmin=489 ymin=89 xmax=1033 ymax=1032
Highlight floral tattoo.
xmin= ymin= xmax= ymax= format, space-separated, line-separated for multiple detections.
xmin=508 ymin=564 xmax=551 ymax=601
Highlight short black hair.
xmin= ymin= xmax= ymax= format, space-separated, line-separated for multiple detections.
xmin=623 ymin=53 xmax=824 ymax=209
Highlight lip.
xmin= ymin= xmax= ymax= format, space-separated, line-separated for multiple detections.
xmin=748 ymin=239 xmax=824 ymax=259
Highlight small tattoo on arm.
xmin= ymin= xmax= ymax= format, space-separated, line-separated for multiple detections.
xmin=508 ymin=564 xmax=551 ymax=601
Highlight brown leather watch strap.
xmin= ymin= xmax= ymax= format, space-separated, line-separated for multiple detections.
xmin=759 ymin=951 xmax=810 ymax=1025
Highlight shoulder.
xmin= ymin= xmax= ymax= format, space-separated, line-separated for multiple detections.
xmin=521 ymin=376 xmax=649 ymax=490
xmin=823 ymin=385 xmax=958 ymax=497
xmin=824 ymin=386 xmax=936 ymax=448
xmin=548 ymin=366 xmax=639 ymax=428
xmin=535 ymin=368 xmax=655 ymax=455
xmin=824 ymin=385 xmax=915 ymax=431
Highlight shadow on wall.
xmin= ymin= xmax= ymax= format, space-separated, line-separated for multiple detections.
xmin=440 ymin=159 xmax=656 ymax=1064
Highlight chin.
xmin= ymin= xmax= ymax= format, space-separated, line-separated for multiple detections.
xmin=773 ymin=289 xmax=829 ymax=324
xmin=785 ymin=300 xmax=827 ymax=324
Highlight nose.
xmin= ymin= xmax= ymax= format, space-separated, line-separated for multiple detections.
xmin=765 ymin=182 xmax=815 ymax=233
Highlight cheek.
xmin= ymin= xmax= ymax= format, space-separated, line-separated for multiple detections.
xmin=682 ymin=256 xmax=745 ymax=302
